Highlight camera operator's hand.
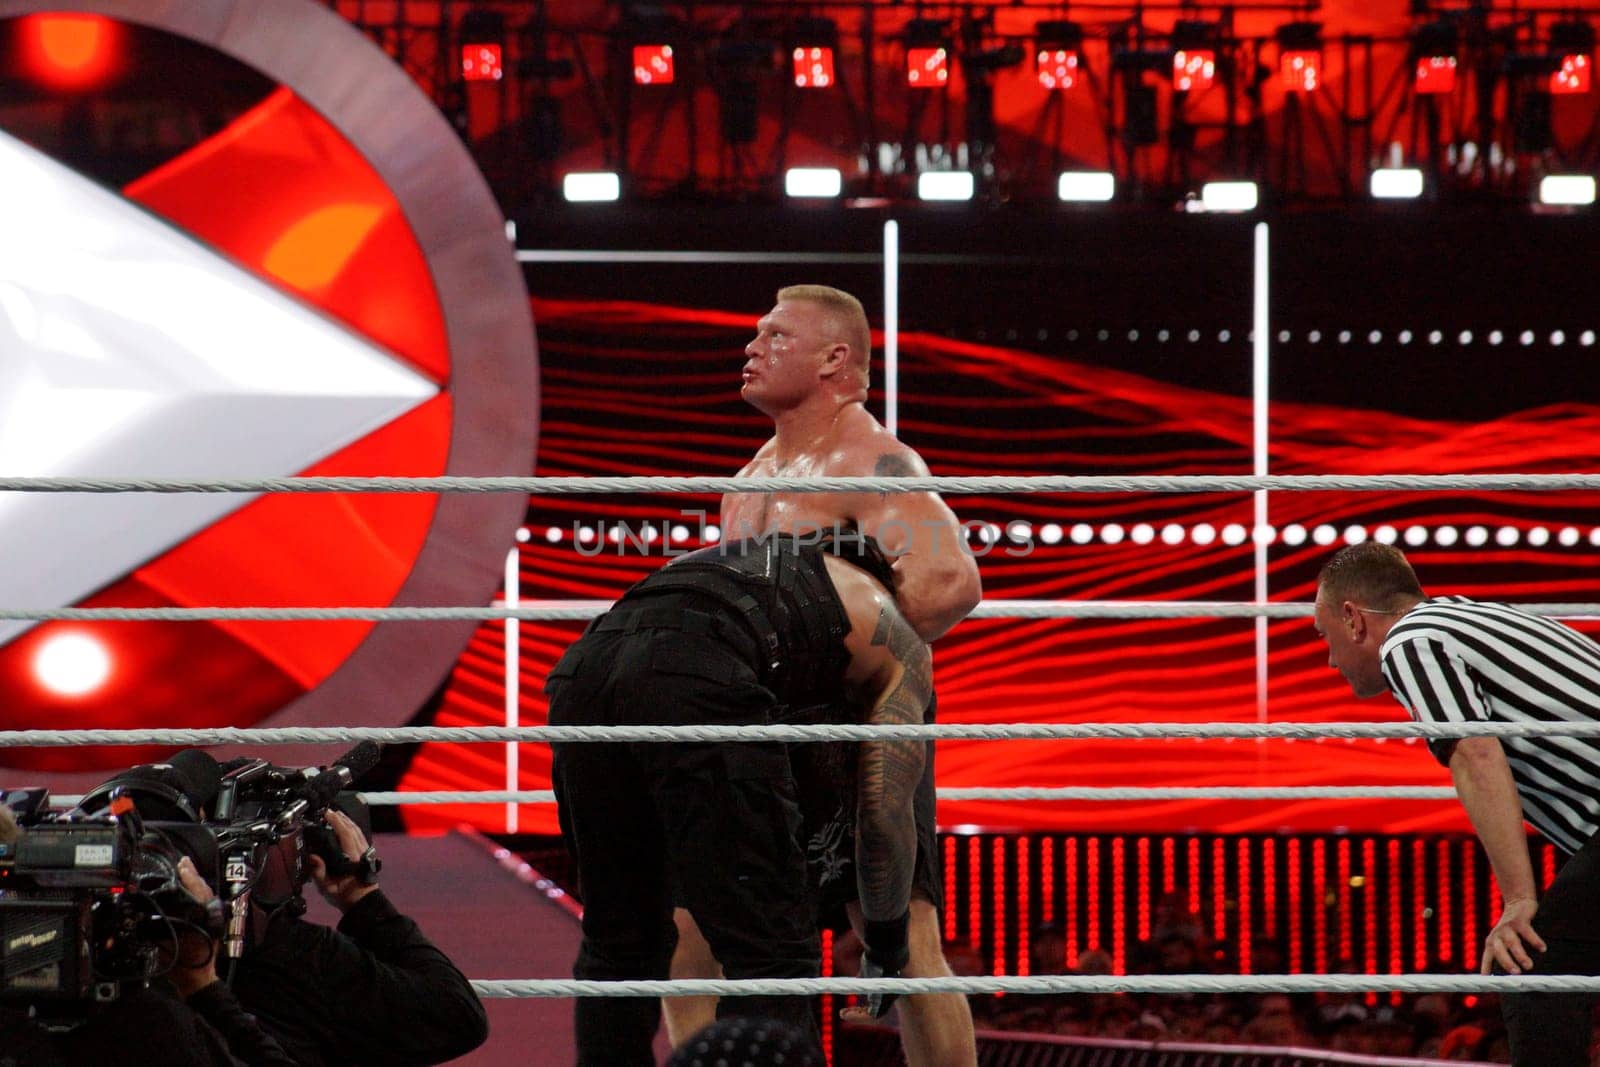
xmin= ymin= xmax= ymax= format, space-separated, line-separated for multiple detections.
xmin=172 ymin=856 xmax=222 ymax=998
xmin=308 ymin=809 xmax=380 ymax=912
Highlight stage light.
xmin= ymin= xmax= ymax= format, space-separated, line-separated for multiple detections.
xmin=1035 ymin=20 xmax=1083 ymax=90
xmin=633 ymin=44 xmax=675 ymax=85
xmin=1172 ymin=20 xmax=1220 ymax=92
xmin=792 ymin=46 xmax=835 ymax=88
xmin=918 ymin=172 xmax=974 ymax=201
xmin=18 ymin=13 xmax=122 ymax=90
xmin=791 ymin=17 xmax=838 ymax=89
xmin=785 ymin=167 xmax=842 ymax=198
xmin=1040 ymin=523 xmax=1064 ymax=545
xmin=906 ymin=19 xmax=950 ymax=88
xmin=907 ymin=47 xmax=949 ymax=87
xmin=563 ymin=172 xmax=621 ymax=202
xmin=1174 ymin=49 xmax=1216 ymax=92
xmin=1200 ymin=181 xmax=1258 ymax=212
xmin=33 ymin=632 xmax=112 ymax=697
xmin=1551 ymin=21 xmax=1595 ymax=94
xmin=1370 ymin=167 xmax=1424 ymax=199
xmin=459 ymin=9 xmax=505 ymax=82
xmin=1058 ymin=171 xmax=1115 ymax=202
xmin=1413 ymin=21 xmax=1458 ymax=95
xmin=1539 ymin=174 xmax=1596 ymax=205
xmin=1277 ymin=22 xmax=1322 ymax=92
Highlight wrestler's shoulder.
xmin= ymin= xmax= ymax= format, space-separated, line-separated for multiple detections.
xmin=826 ymin=413 xmax=929 ymax=476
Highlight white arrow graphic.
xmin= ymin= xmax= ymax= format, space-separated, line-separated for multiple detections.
xmin=0 ymin=128 xmax=439 ymax=647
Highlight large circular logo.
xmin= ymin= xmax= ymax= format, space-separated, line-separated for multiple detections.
xmin=0 ymin=0 xmax=537 ymax=774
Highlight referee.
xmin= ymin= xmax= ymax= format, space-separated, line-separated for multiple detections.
xmin=1315 ymin=542 xmax=1600 ymax=1067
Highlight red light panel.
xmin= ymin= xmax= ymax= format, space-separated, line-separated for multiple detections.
xmin=1281 ymin=50 xmax=1320 ymax=92
xmin=969 ymin=836 xmax=983 ymax=958
xmin=1041 ymin=837 xmax=1055 ymax=924
xmin=1414 ymin=56 xmax=1457 ymax=94
xmin=633 ymin=44 xmax=675 ymax=85
xmin=992 ymin=837 xmax=1007 ymax=983
xmin=1213 ymin=838 xmax=1227 ymax=943
xmin=820 ymin=928 xmax=834 ymax=1058
xmin=1237 ymin=839 xmax=1252 ymax=974
xmin=1086 ymin=838 xmax=1101 ymax=958
xmin=1288 ymin=839 xmax=1303 ymax=972
xmin=1112 ymin=837 xmax=1127 ymax=974
xmin=1313 ymin=839 xmax=1328 ymax=973
xmin=1437 ymin=840 xmax=1453 ymax=962
xmin=944 ymin=837 xmax=959 ymax=942
xmin=1065 ymin=837 xmax=1080 ymax=968
xmin=1364 ymin=840 xmax=1378 ymax=977
xmin=1388 ymin=840 xmax=1402 ymax=974
xmin=1339 ymin=840 xmax=1353 ymax=965
xmin=1036 ymin=49 xmax=1081 ymax=91
xmin=1262 ymin=838 xmax=1277 ymax=939
xmin=1136 ymin=838 xmax=1151 ymax=942
xmin=461 ymin=43 xmax=503 ymax=82
xmin=1187 ymin=838 xmax=1202 ymax=919
xmin=907 ymin=47 xmax=949 ymax=88
xmin=1017 ymin=840 xmax=1030 ymax=977
xmin=1413 ymin=840 xmax=1428 ymax=971
xmin=1173 ymin=49 xmax=1216 ymax=92
xmin=1462 ymin=841 xmax=1478 ymax=971
xmin=1162 ymin=837 xmax=1176 ymax=894
xmin=1552 ymin=53 xmax=1591 ymax=95
xmin=19 ymin=13 xmax=121 ymax=89
xmin=793 ymin=46 xmax=835 ymax=89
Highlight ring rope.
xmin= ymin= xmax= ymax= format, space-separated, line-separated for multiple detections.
xmin=463 ymin=974 xmax=1600 ymax=999
xmin=3 ymin=720 xmax=1599 ymax=747
xmin=44 ymin=787 xmax=1460 ymax=808
xmin=5 ymin=473 xmax=1600 ymax=495
xmin=3 ymin=601 xmax=1598 ymax=622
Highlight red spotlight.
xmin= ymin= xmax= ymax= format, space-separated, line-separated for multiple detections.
xmin=907 ymin=46 xmax=949 ymax=88
xmin=1552 ymin=53 xmax=1592 ymax=95
xmin=1415 ymin=56 xmax=1456 ymax=94
xmin=793 ymin=46 xmax=834 ymax=89
xmin=19 ymin=13 xmax=120 ymax=90
xmin=1036 ymin=49 xmax=1081 ymax=90
xmin=1173 ymin=49 xmax=1216 ymax=92
xmin=633 ymin=44 xmax=675 ymax=85
xmin=1281 ymin=50 xmax=1320 ymax=92
xmin=461 ymin=43 xmax=503 ymax=82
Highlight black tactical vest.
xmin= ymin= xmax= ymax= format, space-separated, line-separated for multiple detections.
xmin=615 ymin=529 xmax=894 ymax=709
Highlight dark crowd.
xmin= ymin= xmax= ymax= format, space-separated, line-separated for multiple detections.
xmin=828 ymin=889 xmax=1594 ymax=1064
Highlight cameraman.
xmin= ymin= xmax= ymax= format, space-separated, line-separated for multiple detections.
xmin=228 ymin=802 xmax=489 ymax=1067
xmin=0 ymin=802 xmax=298 ymax=1067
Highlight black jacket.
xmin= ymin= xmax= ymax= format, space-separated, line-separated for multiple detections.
xmin=229 ymin=890 xmax=488 ymax=1067
xmin=3 ymin=980 xmax=297 ymax=1067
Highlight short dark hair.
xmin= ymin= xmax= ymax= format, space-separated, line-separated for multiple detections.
xmin=1316 ymin=543 xmax=1425 ymax=611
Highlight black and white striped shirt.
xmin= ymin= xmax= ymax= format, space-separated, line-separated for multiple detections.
xmin=1381 ymin=596 xmax=1600 ymax=856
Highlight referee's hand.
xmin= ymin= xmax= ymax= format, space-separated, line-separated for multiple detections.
xmin=1482 ymin=898 xmax=1545 ymax=976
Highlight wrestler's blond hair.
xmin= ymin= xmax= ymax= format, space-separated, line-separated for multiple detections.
xmin=778 ymin=284 xmax=871 ymax=389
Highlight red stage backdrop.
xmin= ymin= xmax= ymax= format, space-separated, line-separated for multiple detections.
xmin=400 ymin=296 xmax=1600 ymax=836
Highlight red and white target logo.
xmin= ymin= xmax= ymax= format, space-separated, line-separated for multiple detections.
xmin=0 ymin=1 xmax=538 ymax=774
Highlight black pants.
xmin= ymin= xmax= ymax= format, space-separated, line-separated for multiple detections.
xmin=548 ymin=601 xmax=822 ymax=1066
xmin=1501 ymin=826 xmax=1600 ymax=1066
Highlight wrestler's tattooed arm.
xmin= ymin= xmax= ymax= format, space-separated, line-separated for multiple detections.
xmin=854 ymin=601 xmax=930 ymax=923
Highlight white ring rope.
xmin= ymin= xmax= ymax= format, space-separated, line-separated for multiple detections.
xmin=465 ymin=974 xmax=1600 ymax=999
xmin=4 ymin=721 xmax=1600 ymax=747
xmin=3 ymin=601 xmax=1598 ymax=622
xmin=45 ymin=787 xmax=1460 ymax=808
xmin=4 ymin=473 xmax=1600 ymax=495
xmin=351 ymin=786 xmax=1457 ymax=804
